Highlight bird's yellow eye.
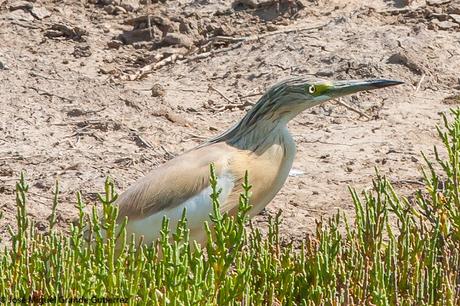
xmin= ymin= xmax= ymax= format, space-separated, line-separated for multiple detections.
xmin=308 ymin=85 xmax=316 ymax=94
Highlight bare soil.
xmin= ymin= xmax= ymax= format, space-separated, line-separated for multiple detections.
xmin=0 ymin=0 xmax=459 ymax=244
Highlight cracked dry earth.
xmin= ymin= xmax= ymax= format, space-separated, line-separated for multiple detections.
xmin=0 ymin=0 xmax=460 ymax=244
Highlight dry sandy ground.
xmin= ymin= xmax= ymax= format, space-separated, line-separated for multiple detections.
xmin=0 ymin=0 xmax=459 ymax=244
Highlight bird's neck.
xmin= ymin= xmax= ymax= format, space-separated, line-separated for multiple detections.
xmin=208 ymin=115 xmax=291 ymax=153
xmin=235 ymin=120 xmax=288 ymax=151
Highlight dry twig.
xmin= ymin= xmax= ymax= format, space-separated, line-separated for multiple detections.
xmin=28 ymin=86 xmax=73 ymax=102
xmin=334 ymin=98 xmax=371 ymax=120
xmin=208 ymin=84 xmax=233 ymax=104
xmin=147 ymin=15 xmax=154 ymax=40
xmin=11 ymin=20 xmax=42 ymax=29
xmin=214 ymin=101 xmax=254 ymax=112
xmin=415 ymin=74 xmax=425 ymax=92
xmin=129 ymin=128 xmax=154 ymax=149
xmin=207 ymin=85 xmax=255 ymax=111
xmin=128 ymin=21 xmax=332 ymax=80
xmin=130 ymin=53 xmax=184 ymax=80
xmin=180 ymin=41 xmax=244 ymax=64
xmin=183 ymin=21 xmax=331 ymax=65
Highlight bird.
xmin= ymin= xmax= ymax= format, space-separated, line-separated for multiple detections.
xmin=114 ymin=77 xmax=403 ymax=245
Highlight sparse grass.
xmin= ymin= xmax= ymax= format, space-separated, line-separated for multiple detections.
xmin=1 ymin=110 xmax=460 ymax=305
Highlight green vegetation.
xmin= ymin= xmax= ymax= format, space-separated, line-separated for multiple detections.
xmin=1 ymin=110 xmax=460 ymax=305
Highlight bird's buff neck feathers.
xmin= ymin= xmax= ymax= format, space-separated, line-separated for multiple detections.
xmin=205 ymin=92 xmax=298 ymax=153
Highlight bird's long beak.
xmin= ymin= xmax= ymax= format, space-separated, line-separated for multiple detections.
xmin=326 ymin=79 xmax=404 ymax=98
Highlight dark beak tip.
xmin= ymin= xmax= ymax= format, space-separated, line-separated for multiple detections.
xmin=373 ymin=79 xmax=405 ymax=88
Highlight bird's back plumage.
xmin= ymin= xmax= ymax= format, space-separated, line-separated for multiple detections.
xmin=115 ymin=129 xmax=295 ymax=244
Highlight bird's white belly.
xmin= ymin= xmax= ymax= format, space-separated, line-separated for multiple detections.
xmin=126 ymin=173 xmax=234 ymax=244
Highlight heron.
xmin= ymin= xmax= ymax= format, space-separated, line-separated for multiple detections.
xmin=114 ymin=77 xmax=403 ymax=244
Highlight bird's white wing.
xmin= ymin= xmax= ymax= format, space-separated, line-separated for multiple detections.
xmin=124 ymin=170 xmax=235 ymax=244
xmin=115 ymin=142 xmax=239 ymax=221
xmin=114 ymin=142 xmax=250 ymax=243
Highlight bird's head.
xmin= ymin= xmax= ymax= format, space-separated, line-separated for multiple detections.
xmin=252 ymin=77 xmax=404 ymax=124
xmin=208 ymin=77 xmax=403 ymax=149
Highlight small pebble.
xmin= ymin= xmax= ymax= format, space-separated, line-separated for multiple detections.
xmin=450 ymin=14 xmax=460 ymax=24
xmin=151 ymin=84 xmax=165 ymax=97
xmin=30 ymin=6 xmax=51 ymax=19
xmin=107 ymin=40 xmax=123 ymax=49
xmin=266 ymin=24 xmax=277 ymax=31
